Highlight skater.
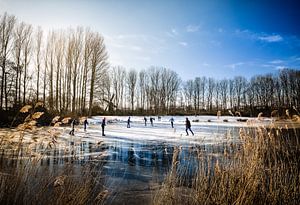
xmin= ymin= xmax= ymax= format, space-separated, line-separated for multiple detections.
xmin=144 ymin=117 xmax=147 ymax=126
xmin=83 ymin=118 xmax=88 ymax=131
xmin=101 ymin=117 xmax=106 ymax=136
xmin=150 ymin=117 xmax=155 ymax=126
xmin=185 ymin=117 xmax=194 ymax=136
xmin=170 ymin=117 xmax=174 ymax=128
xmin=127 ymin=117 xmax=131 ymax=128
xmin=69 ymin=119 xmax=75 ymax=135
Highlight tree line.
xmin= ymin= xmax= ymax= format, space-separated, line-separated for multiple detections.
xmin=0 ymin=13 xmax=108 ymax=116
xmin=1 ymin=12 xmax=299 ymax=117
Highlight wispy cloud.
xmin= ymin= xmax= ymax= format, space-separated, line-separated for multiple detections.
xmin=202 ymin=62 xmax=210 ymax=67
xmin=166 ymin=28 xmax=179 ymax=38
xmin=269 ymin=59 xmax=284 ymax=64
xmin=261 ymin=64 xmax=273 ymax=68
xmin=258 ymin=34 xmax=283 ymax=42
xmin=235 ymin=29 xmax=284 ymax=43
xmin=294 ymin=57 xmax=300 ymax=61
xmin=178 ymin=41 xmax=188 ymax=47
xmin=275 ymin=65 xmax=286 ymax=70
xmin=225 ymin=62 xmax=245 ymax=70
xmin=171 ymin=28 xmax=178 ymax=35
xmin=186 ymin=24 xmax=200 ymax=32
xmin=103 ymin=33 xmax=169 ymax=69
xmin=104 ymin=33 xmax=167 ymax=54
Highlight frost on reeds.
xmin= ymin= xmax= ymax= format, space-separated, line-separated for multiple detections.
xmin=153 ymin=113 xmax=300 ymax=205
xmin=0 ymin=103 xmax=108 ymax=205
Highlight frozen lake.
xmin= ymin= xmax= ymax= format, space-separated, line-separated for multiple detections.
xmin=0 ymin=115 xmax=270 ymax=204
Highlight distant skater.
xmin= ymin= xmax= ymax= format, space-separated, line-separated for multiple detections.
xmin=185 ymin=117 xmax=194 ymax=136
xmin=170 ymin=117 xmax=174 ymax=128
xmin=127 ymin=117 xmax=131 ymax=128
xmin=83 ymin=118 xmax=88 ymax=131
xmin=101 ymin=117 xmax=106 ymax=136
xmin=144 ymin=117 xmax=147 ymax=126
xmin=69 ymin=119 xmax=75 ymax=135
xmin=150 ymin=117 xmax=155 ymax=126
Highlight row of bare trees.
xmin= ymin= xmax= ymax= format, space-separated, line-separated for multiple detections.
xmin=101 ymin=66 xmax=299 ymax=116
xmin=0 ymin=13 xmax=108 ymax=116
xmin=109 ymin=66 xmax=181 ymax=114
xmin=1 ymin=12 xmax=299 ymax=116
xmin=181 ymin=69 xmax=300 ymax=114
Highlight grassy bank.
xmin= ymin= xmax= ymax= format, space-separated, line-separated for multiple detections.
xmin=153 ymin=123 xmax=300 ymax=205
xmin=0 ymin=108 xmax=108 ymax=205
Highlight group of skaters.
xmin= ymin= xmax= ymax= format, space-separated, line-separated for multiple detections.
xmin=142 ymin=116 xmax=156 ymax=127
xmin=69 ymin=118 xmax=89 ymax=135
xmin=70 ymin=116 xmax=194 ymax=136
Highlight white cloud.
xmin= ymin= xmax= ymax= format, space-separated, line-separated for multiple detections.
xmin=202 ymin=62 xmax=210 ymax=67
xmin=171 ymin=28 xmax=178 ymax=35
xmin=261 ymin=64 xmax=273 ymax=68
xmin=258 ymin=34 xmax=283 ymax=42
xmin=225 ymin=62 xmax=244 ymax=70
xmin=235 ymin=29 xmax=284 ymax=43
xmin=179 ymin=41 xmax=188 ymax=47
xmin=186 ymin=25 xmax=200 ymax=32
xmin=166 ymin=28 xmax=179 ymax=38
xmin=275 ymin=65 xmax=286 ymax=70
xmin=269 ymin=59 xmax=284 ymax=64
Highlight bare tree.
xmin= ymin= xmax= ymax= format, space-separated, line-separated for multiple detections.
xmin=13 ymin=21 xmax=25 ymax=107
xmin=112 ymin=66 xmax=126 ymax=110
xmin=137 ymin=69 xmax=146 ymax=111
xmin=193 ymin=77 xmax=201 ymax=113
xmin=80 ymin=29 xmax=93 ymax=114
xmin=71 ymin=28 xmax=83 ymax=113
xmin=207 ymin=78 xmax=215 ymax=111
xmin=183 ymin=80 xmax=194 ymax=112
xmin=0 ymin=13 xmax=16 ymax=110
xmin=21 ymin=24 xmax=32 ymax=105
xmin=34 ymin=26 xmax=43 ymax=102
xmin=219 ymin=79 xmax=228 ymax=110
xmin=127 ymin=69 xmax=137 ymax=111
xmin=88 ymin=33 xmax=108 ymax=116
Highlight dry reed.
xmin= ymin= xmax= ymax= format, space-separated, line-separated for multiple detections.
xmin=0 ymin=104 xmax=108 ymax=205
xmin=153 ymin=115 xmax=300 ymax=205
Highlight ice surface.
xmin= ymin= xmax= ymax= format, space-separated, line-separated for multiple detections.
xmin=0 ymin=115 xmax=282 ymax=205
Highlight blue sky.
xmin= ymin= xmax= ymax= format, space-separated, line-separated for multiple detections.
xmin=1 ymin=0 xmax=300 ymax=80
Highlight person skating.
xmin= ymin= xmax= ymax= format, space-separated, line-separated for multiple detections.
xmin=185 ymin=117 xmax=194 ymax=136
xmin=127 ymin=117 xmax=131 ymax=128
xmin=144 ymin=117 xmax=147 ymax=126
xmin=170 ymin=117 xmax=174 ymax=128
xmin=83 ymin=118 xmax=88 ymax=131
xmin=69 ymin=119 xmax=75 ymax=135
xmin=150 ymin=117 xmax=155 ymax=126
xmin=101 ymin=117 xmax=106 ymax=136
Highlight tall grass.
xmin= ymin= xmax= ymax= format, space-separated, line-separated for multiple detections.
xmin=153 ymin=120 xmax=300 ymax=204
xmin=0 ymin=105 xmax=108 ymax=205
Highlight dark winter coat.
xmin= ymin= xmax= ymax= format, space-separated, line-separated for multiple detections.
xmin=101 ymin=119 xmax=106 ymax=127
xmin=186 ymin=119 xmax=191 ymax=128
